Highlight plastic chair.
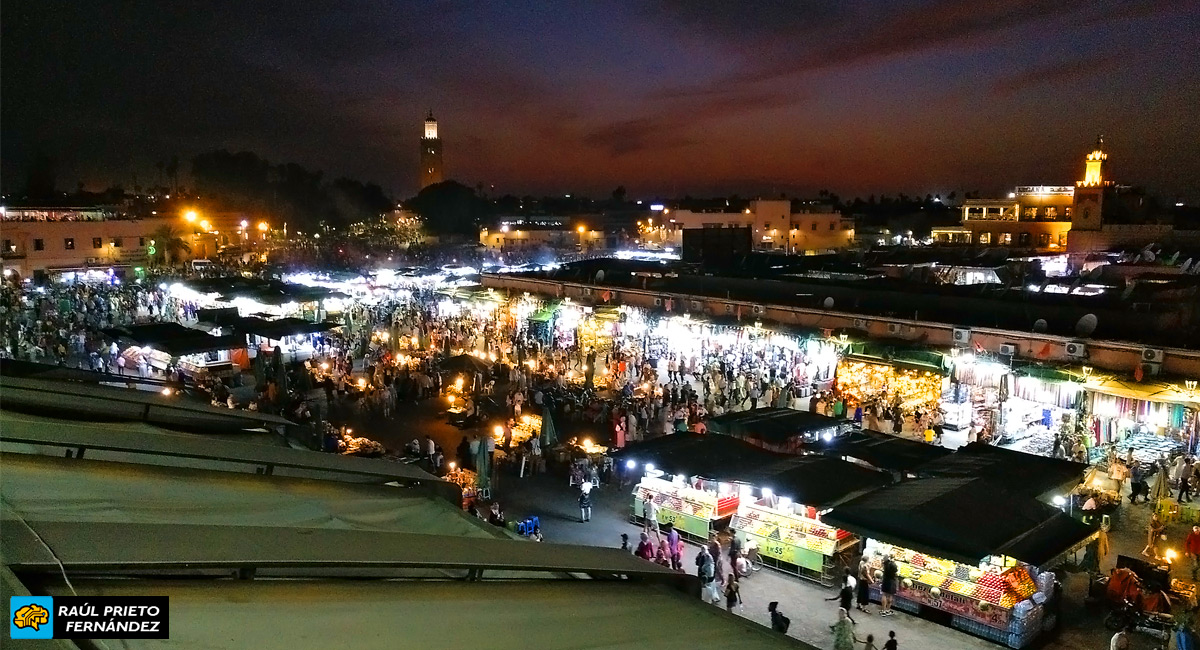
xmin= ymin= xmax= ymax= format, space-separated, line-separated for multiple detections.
xmin=529 ymin=515 xmax=540 ymax=530
xmin=516 ymin=520 xmax=529 ymax=536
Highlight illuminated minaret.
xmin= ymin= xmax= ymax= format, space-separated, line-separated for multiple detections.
xmin=1072 ymin=135 xmax=1110 ymax=232
xmin=420 ymin=110 xmax=444 ymax=189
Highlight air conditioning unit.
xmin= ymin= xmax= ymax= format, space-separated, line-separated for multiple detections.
xmin=1065 ymin=341 xmax=1088 ymax=358
xmin=998 ymin=343 xmax=1018 ymax=356
xmin=853 ymin=318 xmax=868 ymax=330
xmin=752 ymin=305 xmax=765 ymax=316
xmin=583 ymin=287 xmax=593 ymax=296
xmin=652 ymin=297 xmax=663 ymax=307
xmin=952 ymin=327 xmax=971 ymax=346
xmin=887 ymin=323 xmax=903 ymax=335
xmin=690 ymin=300 xmax=702 ymax=312
xmin=1141 ymin=362 xmax=1162 ymax=377
xmin=724 ymin=304 xmax=734 ymax=314
xmin=1142 ymin=348 xmax=1164 ymax=363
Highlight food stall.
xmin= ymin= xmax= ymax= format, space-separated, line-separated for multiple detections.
xmin=633 ymin=471 xmax=739 ymax=542
xmin=827 ymin=477 xmax=1098 ymax=649
xmin=836 ymin=357 xmax=947 ymax=413
xmin=707 ymin=408 xmax=852 ymax=454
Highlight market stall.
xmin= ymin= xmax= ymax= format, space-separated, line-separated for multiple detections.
xmin=707 ymin=408 xmax=853 ymax=454
xmin=632 ymin=471 xmax=739 ymax=541
xmin=106 ymin=323 xmax=247 ymax=380
xmin=827 ymin=477 xmax=1098 ymax=648
xmin=1084 ymin=376 xmax=1199 ymax=464
xmin=836 ymin=345 xmax=948 ymax=416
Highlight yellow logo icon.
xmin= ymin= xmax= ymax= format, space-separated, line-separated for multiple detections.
xmin=13 ymin=603 xmax=50 ymax=631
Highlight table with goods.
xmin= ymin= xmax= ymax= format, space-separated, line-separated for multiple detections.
xmin=631 ymin=475 xmax=739 ymax=542
xmin=730 ymin=500 xmax=858 ymax=584
xmin=864 ymin=539 xmax=1056 ymax=648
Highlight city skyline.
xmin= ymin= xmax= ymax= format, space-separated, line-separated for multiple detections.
xmin=2 ymin=1 xmax=1198 ymax=201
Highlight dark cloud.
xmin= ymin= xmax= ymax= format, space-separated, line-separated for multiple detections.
xmin=989 ymin=54 xmax=1125 ymax=98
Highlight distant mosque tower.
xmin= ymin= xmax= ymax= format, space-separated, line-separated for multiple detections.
xmin=420 ymin=110 xmax=444 ymax=189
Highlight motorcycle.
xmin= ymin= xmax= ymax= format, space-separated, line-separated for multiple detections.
xmin=1104 ymin=598 xmax=1174 ymax=641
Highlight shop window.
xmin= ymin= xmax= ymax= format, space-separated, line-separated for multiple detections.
xmin=33 ymin=239 xmax=44 ymax=251
xmin=92 ymin=237 xmax=103 ymax=249
xmin=1037 ymin=233 xmax=1050 ymax=247
xmin=1000 ymin=233 xmax=1012 ymax=245
xmin=1018 ymin=232 xmax=1031 ymax=246
xmin=111 ymin=238 xmax=123 ymax=248
xmin=978 ymin=232 xmax=991 ymax=245
xmin=1024 ymin=207 xmax=1038 ymax=219
xmin=64 ymin=238 xmax=75 ymax=250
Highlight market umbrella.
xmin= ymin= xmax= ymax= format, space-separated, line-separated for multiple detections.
xmin=1149 ymin=464 xmax=1172 ymax=503
xmin=540 ymin=412 xmax=558 ymax=449
xmin=474 ymin=437 xmax=491 ymax=491
xmin=441 ymin=353 xmax=490 ymax=375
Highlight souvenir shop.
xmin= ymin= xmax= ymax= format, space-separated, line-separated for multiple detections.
xmin=1083 ymin=377 xmax=1199 ymax=465
xmin=946 ymin=355 xmax=1083 ymax=455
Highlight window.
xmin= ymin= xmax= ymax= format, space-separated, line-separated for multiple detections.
xmin=64 ymin=238 xmax=75 ymax=250
xmin=92 ymin=237 xmax=103 ymax=249
xmin=33 ymin=239 xmax=44 ymax=251
xmin=1018 ymin=232 xmax=1031 ymax=246
xmin=810 ymin=222 xmax=817 ymax=231
xmin=111 ymin=238 xmax=123 ymax=248
xmin=978 ymin=232 xmax=991 ymax=245
xmin=3 ymin=239 xmax=12 ymax=252
xmin=1064 ymin=207 xmax=1072 ymax=218
xmin=139 ymin=237 xmax=146 ymax=247
xmin=1059 ymin=233 xmax=1068 ymax=246
xmin=829 ymin=222 xmax=835 ymax=230
xmin=1037 ymin=233 xmax=1050 ymax=247
xmin=1045 ymin=207 xmax=1057 ymax=219
xmin=1024 ymin=207 xmax=1038 ymax=219
xmin=1000 ymin=233 xmax=1013 ymax=245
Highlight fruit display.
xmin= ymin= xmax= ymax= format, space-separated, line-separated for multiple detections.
xmin=730 ymin=502 xmax=852 ymax=557
xmin=495 ymin=414 xmax=540 ymax=447
xmin=636 ymin=479 xmax=718 ymax=520
xmin=865 ymin=541 xmax=1031 ymax=609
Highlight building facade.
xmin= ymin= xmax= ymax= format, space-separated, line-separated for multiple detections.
xmin=420 ymin=111 xmax=444 ymax=190
xmin=664 ymin=199 xmax=854 ymax=254
xmin=1 ymin=207 xmax=161 ymax=278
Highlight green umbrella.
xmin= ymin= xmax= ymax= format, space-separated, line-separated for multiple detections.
xmin=540 ymin=412 xmax=558 ymax=449
xmin=474 ymin=437 xmax=491 ymax=491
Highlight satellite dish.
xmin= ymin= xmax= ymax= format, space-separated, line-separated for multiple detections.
xmin=823 ymin=297 xmax=835 ymax=309
xmin=1144 ymin=250 xmax=1156 ymax=263
xmin=595 ymin=270 xmax=605 ymax=283
xmin=1167 ymin=251 xmax=1180 ymax=265
xmin=1033 ymin=319 xmax=1048 ymax=333
xmin=1131 ymin=253 xmax=1142 ymax=264
xmin=1075 ymin=313 xmax=1098 ymax=338
xmin=1181 ymin=258 xmax=1194 ymax=273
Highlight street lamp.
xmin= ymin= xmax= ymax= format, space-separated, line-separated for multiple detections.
xmin=258 ymin=221 xmax=269 ymax=232
xmin=184 ymin=210 xmax=198 ymax=223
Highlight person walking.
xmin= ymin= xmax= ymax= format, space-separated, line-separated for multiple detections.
xmin=829 ymin=608 xmax=860 ymax=650
xmin=578 ymin=483 xmax=593 ymax=522
xmin=1143 ymin=512 xmax=1166 ymax=558
xmin=826 ymin=569 xmax=857 ymax=624
xmin=666 ymin=524 xmax=683 ymax=571
xmin=883 ymin=630 xmax=898 ymax=650
xmin=723 ymin=574 xmax=741 ymax=612
xmin=768 ymin=601 xmax=790 ymax=633
xmin=695 ymin=545 xmax=717 ymax=603
xmin=1180 ymin=458 xmax=1196 ymax=503
xmin=1187 ymin=525 xmax=1200 ymax=579
xmin=643 ymin=497 xmax=660 ymax=537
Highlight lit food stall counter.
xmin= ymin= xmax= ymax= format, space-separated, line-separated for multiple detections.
xmin=632 ymin=476 xmax=738 ymax=541
xmin=864 ymin=540 xmax=1050 ymax=648
xmin=731 ymin=501 xmax=857 ymax=580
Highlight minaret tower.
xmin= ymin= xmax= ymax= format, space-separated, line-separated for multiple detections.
xmin=420 ymin=110 xmax=444 ymax=189
xmin=1072 ymin=135 xmax=1110 ymax=232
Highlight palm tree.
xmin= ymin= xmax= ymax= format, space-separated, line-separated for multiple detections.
xmin=150 ymin=224 xmax=191 ymax=267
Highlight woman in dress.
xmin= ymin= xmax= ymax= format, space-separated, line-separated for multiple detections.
xmin=829 ymin=607 xmax=859 ymax=650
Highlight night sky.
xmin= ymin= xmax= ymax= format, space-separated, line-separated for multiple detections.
xmin=3 ymin=1 xmax=1198 ymax=200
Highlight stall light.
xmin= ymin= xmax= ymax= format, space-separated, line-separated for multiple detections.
xmin=345 ymin=429 xmax=352 ymax=434
xmin=521 ymin=415 xmax=530 ymax=423
xmin=320 ymin=362 xmax=329 ymax=370
xmin=823 ymin=431 xmax=833 ymax=442
xmin=626 ymin=459 xmax=637 ymax=469
xmin=761 ymin=487 xmax=773 ymax=497
xmin=357 ymin=378 xmax=367 ymax=389
xmin=161 ymin=388 xmax=173 ymax=396
xmin=1051 ymin=495 xmax=1067 ymax=507
xmin=645 ymin=463 xmax=655 ymax=472
xmin=583 ymin=438 xmax=592 ymax=447
xmin=449 ymin=462 xmax=456 ymax=471
xmin=1081 ymin=366 xmax=1093 ymax=380
xmin=494 ymin=425 xmax=503 ymax=436
xmin=778 ymin=496 xmax=793 ymax=511
xmin=739 ymin=484 xmax=753 ymax=499
xmin=455 ymin=377 xmax=464 ymax=389
xmin=447 ymin=395 xmax=456 ymax=404
xmin=1166 ymin=549 xmax=1178 ymax=564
